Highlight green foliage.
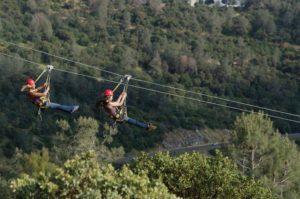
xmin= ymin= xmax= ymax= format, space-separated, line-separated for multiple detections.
xmin=131 ymin=151 xmax=274 ymax=199
xmin=73 ymin=116 xmax=99 ymax=152
xmin=15 ymin=148 xmax=57 ymax=178
xmin=89 ymin=0 xmax=109 ymax=28
xmin=54 ymin=117 xmax=124 ymax=163
xmin=0 ymin=2 xmax=300 ymax=195
xmin=11 ymin=151 xmax=178 ymax=199
xmin=229 ymin=112 xmax=300 ymax=199
xmin=230 ymin=16 xmax=251 ymax=35
xmin=30 ymin=12 xmax=53 ymax=40
xmin=0 ymin=176 xmax=12 ymax=199
xmin=0 ymin=0 xmax=299 ymax=157
xmin=252 ymin=10 xmax=276 ymax=39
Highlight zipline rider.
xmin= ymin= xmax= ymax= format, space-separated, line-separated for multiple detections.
xmin=21 ymin=65 xmax=79 ymax=114
xmin=101 ymin=89 xmax=156 ymax=130
xmin=97 ymin=74 xmax=156 ymax=131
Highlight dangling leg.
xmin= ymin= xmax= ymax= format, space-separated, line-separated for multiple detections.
xmin=123 ymin=116 xmax=156 ymax=130
xmin=45 ymin=102 xmax=79 ymax=113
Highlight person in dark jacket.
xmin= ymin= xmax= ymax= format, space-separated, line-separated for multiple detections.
xmin=21 ymin=78 xmax=79 ymax=113
xmin=99 ymin=89 xmax=156 ymax=130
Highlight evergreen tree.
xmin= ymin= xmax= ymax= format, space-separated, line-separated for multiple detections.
xmin=30 ymin=13 xmax=53 ymax=39
xmin=229 ymin=112 xmax=300 ymax=199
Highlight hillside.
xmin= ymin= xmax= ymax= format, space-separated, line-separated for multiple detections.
xmin=0 ymin=0 xmax=299 ymax=153
xmin=0 ymin=0 xmax=300 ymax=198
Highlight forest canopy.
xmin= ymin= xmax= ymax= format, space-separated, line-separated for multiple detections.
xmin=0 ymin=0 xmax=299 ymax=198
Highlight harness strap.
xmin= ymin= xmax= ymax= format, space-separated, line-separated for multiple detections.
xmin=35 ymin=65 xmax=53 ymax=120
xmin=35 ymin=69 xmax=47 ymax=84
xmin=121 ymin=75 xmax=131 ymax=118
xmin=45 ymin=69 xmax=52 ymax=103
xmin=112 ymin=78 xmax=124 ymax=93
xmin=37 ymin=108 xmax=43 ymax=120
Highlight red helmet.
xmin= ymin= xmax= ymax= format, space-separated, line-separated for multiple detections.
xmin=26 ymin=79 xmax=35 ymax=86
xmin=104 ymin=89 xmax=113 ymax=96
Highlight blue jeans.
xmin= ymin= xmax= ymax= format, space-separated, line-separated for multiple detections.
xmin=45 ymin=102 xmax=79 ymax=113
xmin=124 ymin=117 xmax=148 ymax=129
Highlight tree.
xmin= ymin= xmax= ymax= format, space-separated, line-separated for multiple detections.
xmin=244 ymin=0 xmax=281 ymax=12
xmin=264 ymin=136 xmax=300 ymax=199
xmin=15 ymin=148 xmax=57 ymax=178
xmin=121 ymin=11 xmax=131 ymax=30
xmin=252 ymin=10 xmax=276 ymax=38
xmin=292 ymin=12 xmax=300 ymax=44
xmin=73 ymin=117 xmax=99 ymax=153
xmin=128 ymin=0 xmax=147 ymax=6
xmin=0 ymin=19 xmax=3 ymax=37
xmin=113 ymin=45 xmax=138 ymax=71
xmin=230 ymin=112 xmax=277 ymax=177
xmin=148 ymin=0 xmax=163 ymax=14
xmin=1 ymin=0 xmax=300 ymax=188
xmin=115 ymin=0 xmax=125 ymax=10
xmin=11 ymin=151 xmax=178 ymax=199
xmin=26 ymin=0 xmax=37 ymax=12
xmin=206 ymin=11 xmax=223 ymax=34
xmin=139 ymin=28 xmax=152 ymax=54
xmin=131 ymin=151 xmax=274 ymax=199
xmin=30 ymin=13 xmax=53 ymax=39
xmin=53 ymin=117 xmax=124 ymax=164
xmin=176 ymin=55 xmax=198 ymax=74
xmin=229 ymin=112 xmax=300 ymax=199
xmin=231 ymin=16 xmax=251 ymax=35
xmin=162 ymin=42 xmax=181 ymax=73
xmin=148 ymin=51 xmax=163 ymax=78
xmin=0 ymin=176 xmax=11 ymax=199
xmin=89 ymin=0 xmax=109 ymax=28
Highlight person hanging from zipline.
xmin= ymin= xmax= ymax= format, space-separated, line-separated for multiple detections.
xmin=21 ymin=65 xmax=79 ymax=114
xmin=97 ymin=75 xmax=156 ymax=130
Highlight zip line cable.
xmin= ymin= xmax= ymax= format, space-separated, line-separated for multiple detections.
xmin=1 ymin=39 xmax=299 ymax=119
xmin=0 ymin=39 xmax=123 ymax=78
xmin=1 ymin=52 xmax=300 ymax=124
xmin=41 ymin=69 xmax=300 ymax=124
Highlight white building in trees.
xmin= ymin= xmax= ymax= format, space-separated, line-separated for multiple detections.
xmin=188 ymin=0 xmax=242 ymax=7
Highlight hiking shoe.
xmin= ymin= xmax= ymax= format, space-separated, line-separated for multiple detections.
xmin=71 ymin=105 xmax=79 ymax=114
xmin=147 ymin=123 xmax=157 ymax=131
